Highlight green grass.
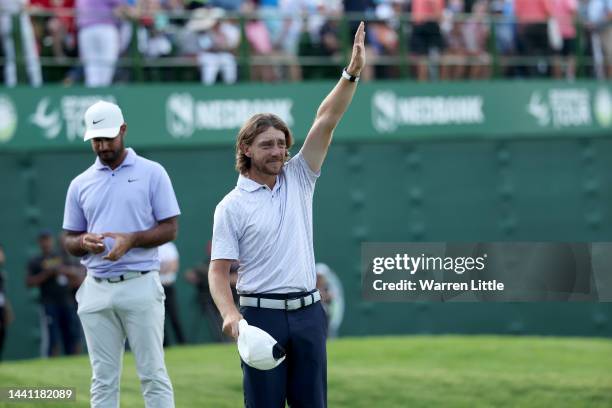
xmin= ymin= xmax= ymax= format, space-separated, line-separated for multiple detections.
xmin=0 ymin=336 xmax=611 ymax=407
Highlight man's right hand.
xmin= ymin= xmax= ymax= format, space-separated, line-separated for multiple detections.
xmin=80 ymin=233 xmax=105 ymax=254
xmin=222 ymin=311 xmax=243 ymax=340
xmin=347 ymin=21 xmax=366 ymax=77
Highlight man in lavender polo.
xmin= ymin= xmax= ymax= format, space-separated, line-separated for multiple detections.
xmin=76 ymin=0 xmax=127 ymax=87
xmin=63 ymin=100 xmax=179 ymax=408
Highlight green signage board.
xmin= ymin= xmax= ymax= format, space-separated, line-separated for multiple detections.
xmin=0 ymin=81 xmax=610 ymax=151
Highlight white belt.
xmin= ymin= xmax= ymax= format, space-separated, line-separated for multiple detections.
xmin=239 ymin=290 xmax=321 ymax=311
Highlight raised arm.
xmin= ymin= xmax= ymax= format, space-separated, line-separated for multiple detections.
xmin=301 ymin=21 xmax=366 ymax=173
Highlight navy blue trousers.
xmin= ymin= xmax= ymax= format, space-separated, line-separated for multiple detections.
xmin=240 ymin=298 xmax=327 ymax=408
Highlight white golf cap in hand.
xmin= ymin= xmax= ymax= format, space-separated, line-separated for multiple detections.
xmin=237 ymin=319 xmax=286 ymax=370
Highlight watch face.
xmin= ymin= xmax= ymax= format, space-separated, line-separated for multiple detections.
xmin=342 ymin=69 xmax=357 ymax=82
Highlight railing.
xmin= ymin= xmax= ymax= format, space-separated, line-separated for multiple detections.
xmin=0 ymin=7 xmax=606 ymax=86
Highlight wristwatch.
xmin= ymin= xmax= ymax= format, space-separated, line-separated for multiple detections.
xmin=342 ymin=67 xmax=359 ymax=82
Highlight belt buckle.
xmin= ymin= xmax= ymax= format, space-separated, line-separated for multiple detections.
xmin=285 ymin=296 xmax=306 ymax=311
xmin=286 ymin=298 xmax=299 ymax=311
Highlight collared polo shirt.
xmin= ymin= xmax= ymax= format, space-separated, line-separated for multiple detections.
xmin=211 ymin=151 xmax=320 ymax=294
xmin=63 ymin=148 xmax=180 ymax=277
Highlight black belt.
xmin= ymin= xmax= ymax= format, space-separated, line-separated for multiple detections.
xmin=93 ymin=271 xmax=151 ymax=283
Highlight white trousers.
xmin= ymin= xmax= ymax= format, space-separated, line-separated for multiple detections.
xmin=0 ymin=12 xmax=42 ymax=87
xmin=76 ymin=272 xmax=174 ymax=408
xmin=78 ymin=24 xmax=119 ymax=87
xmin=197 ymin=52 xmax=237 ymax=85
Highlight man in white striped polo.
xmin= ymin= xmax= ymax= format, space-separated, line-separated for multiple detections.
xmin=209 ymin=22 xmax=367 ymax=408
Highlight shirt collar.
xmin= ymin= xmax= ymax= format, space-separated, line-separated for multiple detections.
xmin=237 ymin=174 xmax=282 ymax=193
xmin=95 ymin=147 xmax=137 ymax=170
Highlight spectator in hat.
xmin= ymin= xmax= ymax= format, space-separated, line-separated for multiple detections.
xmin=134 ymin=0 xmax=174 ymax=60
xmin=185 ymin=7 xmax=241 ymax=85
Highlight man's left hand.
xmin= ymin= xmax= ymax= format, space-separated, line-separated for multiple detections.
xmin=102 ymin=232 xmax=136 ymax=261
xmin=347 ymin=21 xmax=366 ymax=77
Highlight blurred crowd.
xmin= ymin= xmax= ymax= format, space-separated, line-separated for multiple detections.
xmin=0 ymin=0 xmax=611 ymax=86
xmin=0 ymin=233 xmax=338 ymax=360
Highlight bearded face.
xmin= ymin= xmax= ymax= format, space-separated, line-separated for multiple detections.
xmin=245 ymin=127 xmax=287 ymax=177
xmin=91 ymin=128 xmax=126 ymax=167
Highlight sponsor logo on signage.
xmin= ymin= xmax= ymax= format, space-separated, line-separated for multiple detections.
xmin=0 ymin=95 xmax=17 ymax=143
xmin=166 ymin=93 xmax=294 ymax=138
xmin=371 ymin=91 xmax=484 ymax=133
xmin=594 ymin=87 xmax=612 ymax=128
xmin=30 ymin=96 xmax=116 ymax=141
xmin=527 ymin=89 xmax=592 ymax=128
xmin=166 ymin=93 xmax=194 ymax=138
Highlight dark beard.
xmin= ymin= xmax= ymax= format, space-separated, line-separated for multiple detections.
xmin=252 ymin=158 xmax=283 ymax=176
xmin=98 ymin=148 xmax=123 ymax=166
